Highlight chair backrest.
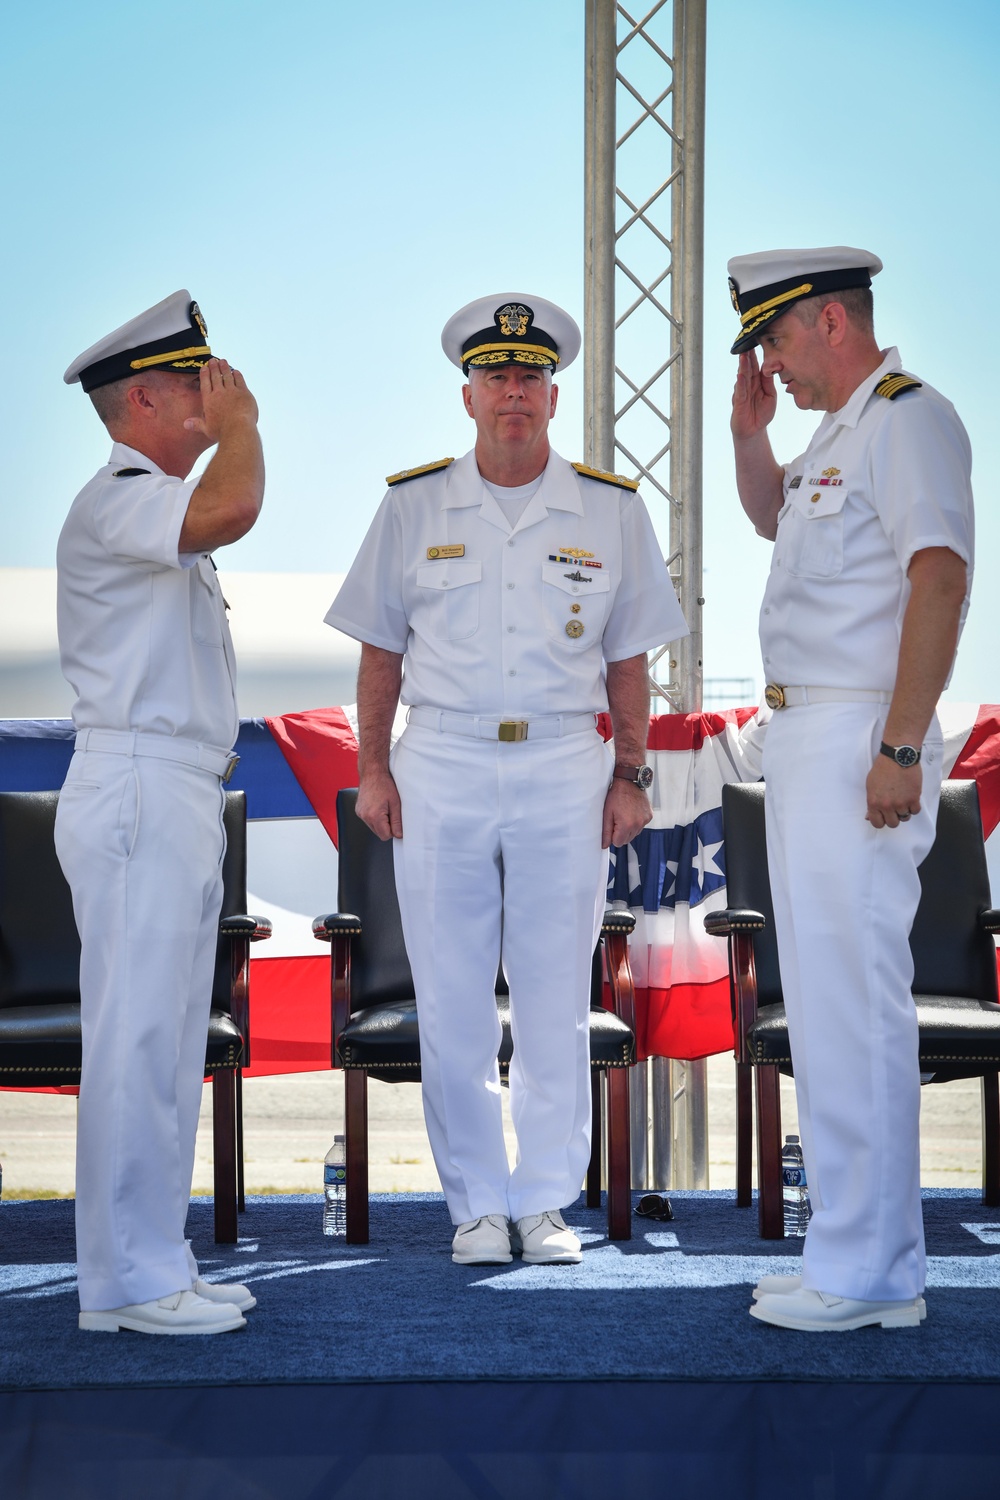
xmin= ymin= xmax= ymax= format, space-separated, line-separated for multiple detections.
xmin=720 ymin=778 xmax=998 ymax=1009
xmin=336 ymin=788 xmax=431 ymax=1009
xmin=0 ymin=788 xmax=248 ymax=1014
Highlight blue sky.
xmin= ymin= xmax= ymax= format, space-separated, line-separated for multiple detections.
xmin=3 ymin=0 xmax=997 ymax=701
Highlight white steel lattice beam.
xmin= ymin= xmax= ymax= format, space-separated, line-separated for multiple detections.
xmin=584 ymin=0 xmax=708 ymax=1196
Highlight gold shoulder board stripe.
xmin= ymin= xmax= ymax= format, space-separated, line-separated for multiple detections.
xmin=875 ymin=373 xmax=923 ymax=401
xmin=386 ymin=457 xmax=455 ymax=486
xmin=571 ymin=462 xmax=639 ymax=492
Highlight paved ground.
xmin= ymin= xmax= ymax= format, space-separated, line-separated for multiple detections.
xmin=0 ymin=1053 xmax=985 ymax=1199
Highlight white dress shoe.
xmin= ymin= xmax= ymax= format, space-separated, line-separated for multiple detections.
xmin=194 ymin=1277 xmax=257 ymax=1312
xmin=751 ymin=1273 xmax=926 ymax=1319
xmin=451 ymin=1214 xmax=512 ymax=1265
xmin=513 ymin=1210 xmax=582 ymax=1265
xmin=750 ymin=1286 xmax=924 ymax=1332
xmin=78 ymin=1288 xmax=247 ymax=1335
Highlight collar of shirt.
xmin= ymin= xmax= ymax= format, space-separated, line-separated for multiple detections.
xmin=441 ymin=447 xmax=585 ymax=535
xmin=108 ymin=439 xmax=165 ymax=476
xmin=824 ymin=346 xmax=904 ymax=433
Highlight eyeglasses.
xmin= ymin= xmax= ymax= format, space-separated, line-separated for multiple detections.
xmin=635 ymin=1193 xmax=674 ymax=1222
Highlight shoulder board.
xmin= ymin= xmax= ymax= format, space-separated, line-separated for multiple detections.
xmin=571 ymin=462 xmax=639 ymax=492
xmin=386 ymin=457 xmax=454 ymax=487
xmin=112 ymin=467 xmax=151 ymax=478
xmin=875 ymin=372 xmax=922 ymax=401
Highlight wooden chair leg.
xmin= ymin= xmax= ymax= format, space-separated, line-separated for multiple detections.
xmin=755 ymin=1063 xmax=784 ymax=1240
xmin=345 ymin=1069 xmax=370 ymax=1244
xmin=236 ymin=1066 xmax=245 ymax=1213
xmin=587 ymin=1070 xmax=602 ymax=1208
xmin=736 ymin=1060 xmax=753 ymax=1208
xmin=212 ymin=1068 xmax=238 ymax=1245
xmin=606 ymin=1066 xmax=632 ymax=1241
xmin=983 ymin=1072 xmax=1000 ymax=1206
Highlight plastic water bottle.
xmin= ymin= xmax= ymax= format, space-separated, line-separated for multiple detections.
xmin=323 ymin=1135 xmax=346 ymax=1236
xmin=781 ymin=1134 xmax=812 ymax=1237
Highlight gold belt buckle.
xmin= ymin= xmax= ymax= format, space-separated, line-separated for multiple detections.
xmin=223 ymin=754 xmax=241 ymax=782
xmin=763 ymin=683 xmax=786 ymax=711
xmin=498 ymin=720 xmax=529 ymax=743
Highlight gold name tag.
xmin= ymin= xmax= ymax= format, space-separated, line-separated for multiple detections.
xmin=426 ymin=544 xmax=465 ymax=559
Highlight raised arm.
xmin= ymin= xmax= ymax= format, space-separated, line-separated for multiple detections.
xmin=178 ymin=359 xmax=265 ymax=552
xmin=731 ymin=349 xmax=785 ymax=540
xmin=355 ymin=643 xmax=405 ymax=840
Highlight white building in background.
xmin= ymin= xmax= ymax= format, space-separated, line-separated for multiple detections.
xmin=0 ymin=569 xmax=360 ymax=720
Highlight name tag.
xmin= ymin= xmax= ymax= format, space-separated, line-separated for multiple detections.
xmin=426 ymin=544 xmax=465 ymax=559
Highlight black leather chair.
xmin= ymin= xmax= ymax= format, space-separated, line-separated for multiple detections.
xmin=706 ymin=779 xmax=1000 ymax=1238
xmin=313 ymin=788 xmax=637 ymax=1244
xmin=0 ymin=789 xmax=271 ymax=1243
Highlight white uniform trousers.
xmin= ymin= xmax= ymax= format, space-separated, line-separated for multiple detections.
xmin=54 ymin=749 xmax=226 ymax=1311
xmin=763 ymin=702 xmax=944 ymax=1302
xmin=390 ymin=723 xmax=613 ymax=1225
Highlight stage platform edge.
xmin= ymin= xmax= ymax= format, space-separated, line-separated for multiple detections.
xmin=3 ymin=1376 xmax=1000 ymax=1499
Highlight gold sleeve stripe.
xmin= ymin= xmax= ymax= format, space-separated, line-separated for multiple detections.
xmin=386 ymin=457 xmax=455 ymax=486
xmin=463 ymin=341 xmax=560 ymax=365
xmin=739 ymin=282 xmax=814 ymax=328
xmin=130 ymin=344 xmax=212 ymax=370
xmin=875 ymin=373 xmax=922 ymax=400
xmin=572 ymin=462 xmax=640 ymax=491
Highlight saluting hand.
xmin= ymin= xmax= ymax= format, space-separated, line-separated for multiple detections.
xmin=184 ymin=358 xmax=259 ymax=444
xmin=731 ymin=349 xmax=777 ymax=440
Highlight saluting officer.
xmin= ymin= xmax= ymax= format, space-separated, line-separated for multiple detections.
xmin=727 ymin=248 xmax=974 ymax=1332
xmin=326 ymin=294 xmax=688 ymax=1265
xmin=58 ymin=291 xmax=264 ymax=1334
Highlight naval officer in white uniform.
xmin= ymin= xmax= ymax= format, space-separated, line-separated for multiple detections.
xmin=326 ymin=295 xmax=688 ymax=1265
xmin=727 ymin=248 xmax=973 ymax=1332
xmin=57 ymin=291 xmax=265 ymax=1334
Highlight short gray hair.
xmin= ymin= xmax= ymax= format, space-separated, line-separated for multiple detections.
xmin=791 ymin=286 xmax=874 ymax=336
xmin=88 ymin=375 xmax=135 ymax=429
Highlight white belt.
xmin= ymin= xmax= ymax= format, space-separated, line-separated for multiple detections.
xmin=407 ymin=707 xmax=597 ymax=743
xmin=75 ymin=728 xmax=240 ymax=781
xmin=764 ymin=684 xmax=892 ymax=711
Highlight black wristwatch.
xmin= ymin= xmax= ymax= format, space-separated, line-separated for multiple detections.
xmin=614 ymin=763 xmax=654 ymax=790
xmin=880 ymin=741 xmax=921 ymax=769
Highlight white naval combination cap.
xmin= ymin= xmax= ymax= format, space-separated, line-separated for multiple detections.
xmin=441 ymin=294 xmax=581 ymax=375
xmin=64 ymin=289 xmax=214 ymax=392
xmin=726 ymin=246 xmax=883 ymax=354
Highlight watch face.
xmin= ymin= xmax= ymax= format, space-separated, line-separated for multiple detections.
xmin=636 ymin=765 xmax=654 ymax=790
xmin=895 ymin=745 xmax=920 ymax=768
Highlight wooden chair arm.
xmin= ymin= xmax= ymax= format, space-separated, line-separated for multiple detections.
xmin=601 ymin=907 xmax=637 ymax=1036
xmin=312 ymin=914 xmax=362 ymax=1065
xmin=220 ymin=914 xmax=272 ymax=942
xmin=703 ymin=908 xmax=767 ymax=938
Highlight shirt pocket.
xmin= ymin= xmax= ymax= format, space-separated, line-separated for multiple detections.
xmin=779 ymin=483 xmax=848 ymax=580
xmin=541 ymin=562 xmax=612 ymax=649
xmin=414 ymin=559 xmax=482 ymax=640
xmin=192 ymin=556 xmax=227 ymax=648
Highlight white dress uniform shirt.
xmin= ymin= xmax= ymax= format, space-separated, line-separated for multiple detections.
xmin=325 ymin=447 xmax=686 ymax=710
xmin=760 ymin=348 xmax=974 ymax=690
xmin=57 ymin=441 xmax=238 ymax=749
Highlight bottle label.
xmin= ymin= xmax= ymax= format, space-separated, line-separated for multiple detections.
xmin=324 ymin=1165 xmax=347 ymax=1186
xmin=782 ymin=1167 xmax=806 ymax=1188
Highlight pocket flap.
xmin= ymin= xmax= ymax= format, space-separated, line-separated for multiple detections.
xmin=416 ymin=560 xmax=483 ymax=591
xmin=541 ymin=561 xmax=611 ymax=596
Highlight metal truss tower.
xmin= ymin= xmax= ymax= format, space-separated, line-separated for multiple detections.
xmin=584 ymin=0 xmax=708 ymax=1190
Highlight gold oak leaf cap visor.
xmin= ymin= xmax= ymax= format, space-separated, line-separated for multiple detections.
xmin=64 ymin=288 xmax=215 ymax=392
xmin=726 ymin=246 xmax=883 ymax=355
xmin=441 ymin=294 xmax=581 ymax=375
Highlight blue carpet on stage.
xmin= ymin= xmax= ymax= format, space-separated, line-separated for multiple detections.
xmin=3 ymin=1189 xmax=1000 ymax=1387
xmin=3 ymin=1190 xmax=1000 ymax=1498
